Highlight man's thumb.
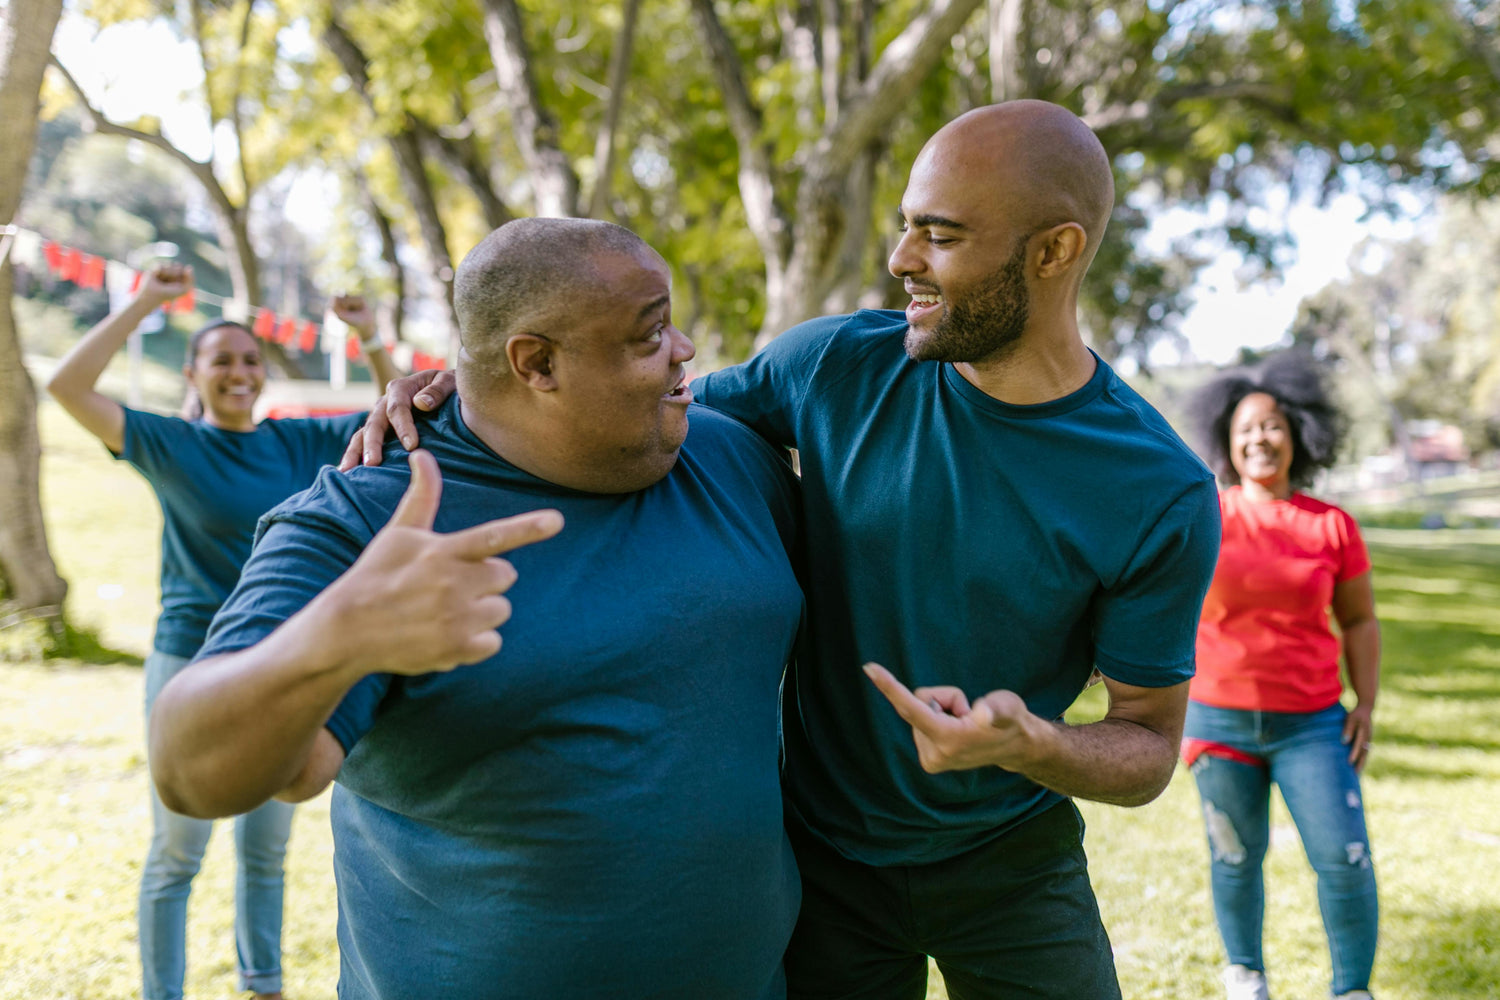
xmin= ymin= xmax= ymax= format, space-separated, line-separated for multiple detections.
xmin=388 ymin=449 xmax=441 ymax=530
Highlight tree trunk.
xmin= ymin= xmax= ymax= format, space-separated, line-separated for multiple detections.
xmin=690 ymin=0 xmax=985 ymax=345
xmin=0 ymin=0 xmax=69 ymax=626
xmin=587 ymin=0 xmax=643 ymax=220
xmin=354 ymin=170 xmax=407 ymax=340
xmin=324 ymin=17 xmax=463 ymax=360
xmin=479 ymin=0 xmax=581 ymax=217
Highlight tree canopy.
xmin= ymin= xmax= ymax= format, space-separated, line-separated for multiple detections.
xmin=38 ymin=0 xmax=1498 ymax=368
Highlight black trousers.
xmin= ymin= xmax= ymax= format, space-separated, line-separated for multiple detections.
xmin=783 ymin=801 xmax=1122 ymax=1000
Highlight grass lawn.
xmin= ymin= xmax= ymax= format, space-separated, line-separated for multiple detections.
xmin=4 ymin=400 xmax=1499 ymax=999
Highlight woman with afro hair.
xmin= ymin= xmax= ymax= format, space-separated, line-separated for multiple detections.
xmin=1183 ymin=352 xmax=1381 ymax=1000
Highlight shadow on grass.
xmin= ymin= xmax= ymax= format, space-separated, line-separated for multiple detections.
xmin=0 ymin=618 xmax=142 ymax=667
xmin=49 ymin=622 xmax=143 ymax=666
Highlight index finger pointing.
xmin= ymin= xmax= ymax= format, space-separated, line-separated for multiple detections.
xmin=445 ymin=509 xmax=565 ymax=559
xmin=863 ymin=663 xmax=944 ymax=734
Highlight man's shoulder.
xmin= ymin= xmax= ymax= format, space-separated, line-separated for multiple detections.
xmin=680 ymin=404 xmax=789 ymax=475
xmin=1093 ymin=367 xmax=1214 ymax=487
xmin=774 ymin=308 xmax=905 ymax=353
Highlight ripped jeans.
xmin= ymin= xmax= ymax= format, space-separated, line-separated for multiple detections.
xmin=1184 ymin=701 xmax=1378 ymax=995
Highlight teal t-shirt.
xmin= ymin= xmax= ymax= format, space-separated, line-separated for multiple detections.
xmin=116 ymin=407 xmax=367 ymax=657
xmin=198 ymin=399 xmax=804 ymax=1000
xmin=695 ymin=309 xmax=1220 ymax=865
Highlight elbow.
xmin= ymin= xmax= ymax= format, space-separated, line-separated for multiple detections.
xmin=1123 ymin=764 xmax=1176 ymax=807
xmin=149 ymin=761 xmax=225 ymax=819
xmin=1104 ymin=743 xmax=1179 ymax=808
xmin=275 ymin=771 xmax=332 ymax=805
xmin=44 ymin=372 xmax=71 ymax=402
xmin=147 ymin=703 xmax=248 ymax=819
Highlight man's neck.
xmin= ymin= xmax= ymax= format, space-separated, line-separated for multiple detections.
xmin=952 ymin=328 xmax=1097 ymax=405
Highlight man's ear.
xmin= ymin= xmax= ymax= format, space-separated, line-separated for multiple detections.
xmin=1035 ymin=222 xmax=1088 ymax=278
xmin=507 ymin=334 xmax=558 ymax=391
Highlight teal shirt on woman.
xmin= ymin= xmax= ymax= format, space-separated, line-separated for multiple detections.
xmin=116 ymin=407 xmax=366 ymax=657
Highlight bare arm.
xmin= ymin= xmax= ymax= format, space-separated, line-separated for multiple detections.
xmin=149 ymin=450 xmax=565 ymax=818
xmin=331 ymin=294 xmax=402 ymax=395
xmin=1332 ymin=570 xmax=1380 ymax=772
xmin=275 ymin=728 xmax=348 ymax=803
xmin=864 ymin=663 xmax=1189 ymax=806
xmin=46 ymin=265 xmax=192 ymax=453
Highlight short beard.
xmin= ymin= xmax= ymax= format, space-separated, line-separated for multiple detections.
xmin=904 ymin=239 xmax=1029 ymax=364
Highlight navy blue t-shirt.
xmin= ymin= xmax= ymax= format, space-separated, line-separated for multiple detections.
xmin=695 ymin=310 xmax=1220 ymax=865
xmin=198 ymin=399 xmax=804 ymax=1000
xmin=116 ymin=407 xmax=367 ymax=657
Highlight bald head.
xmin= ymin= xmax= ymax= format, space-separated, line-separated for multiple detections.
xmin=455 ymin=218 xmax=657 ymax=369
xmin=919 ymin=100 xmax=1114 ymax=269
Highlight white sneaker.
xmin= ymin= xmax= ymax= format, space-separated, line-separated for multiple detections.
xmin=1223 ymin=964 xmax=1270 ymax=1000
xmin=1332 ymin=992 xmax=1374 ymax=999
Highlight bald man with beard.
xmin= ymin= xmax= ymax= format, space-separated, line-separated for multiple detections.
xmin=352 ymin=102 xmax=1221 ymax=998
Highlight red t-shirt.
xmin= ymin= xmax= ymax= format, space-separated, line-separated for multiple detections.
xmin=1190 ymin=486 xmax=1370 ymax=713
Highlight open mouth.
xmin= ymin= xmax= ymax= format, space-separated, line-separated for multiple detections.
xmin=664 ymin=376 xmax=693 ymax=404
xmin=906 ymin=291 xmax=943 ymax=323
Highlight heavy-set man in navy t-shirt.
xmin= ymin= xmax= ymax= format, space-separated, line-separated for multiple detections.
xmin=147 ymin=219 xmax=805 ymax=1000
xmin=356 ymin=101 xmax=1221 ymax=999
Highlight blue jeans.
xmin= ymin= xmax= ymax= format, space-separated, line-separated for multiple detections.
xmin=1185 ymin=701 xmax=1379 ymax=995
xmin=140 ymin=650 xmax=293 ymax=1000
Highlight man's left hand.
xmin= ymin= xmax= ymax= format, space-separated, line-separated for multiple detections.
xmin=863 ymin=662 xmax=1045 ymax=774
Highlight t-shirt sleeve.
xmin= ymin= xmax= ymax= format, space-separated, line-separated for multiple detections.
xmin=1091 ymin=478 xmax=1222 ymax=687
xmin=738 ymin=421 xmax=802 ymax=562
xmin=1336 ymin=508 xmax=1372 ymax=582
xmin=117 ymin=407 xmax=190 ymax=471
xmin=284 ymin=410 xmax=371 ymax=468
xmin=690 ymin=315 xmax=846 ymax=449
xmin=196 ymin=474 xmax=393 ymax=754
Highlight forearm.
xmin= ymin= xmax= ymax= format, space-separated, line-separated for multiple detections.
xmin=1342 ymin=618 xmax=1381 ymax=709
xmin=50 ymin=297 xmax=156 ymax=394
xmin=46 ymin=296 xmax=159 ymax=446
xmin=1015 ymin=715 xmax=1181 ymax=806
xmin=359 ymin=335 xmax=401 ymax=394
xmin=149 ymin=607 xmax=367 ymax=818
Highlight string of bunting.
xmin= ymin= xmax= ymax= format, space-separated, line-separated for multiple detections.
xmin=1 ymin=224 xmax=447 ymax=371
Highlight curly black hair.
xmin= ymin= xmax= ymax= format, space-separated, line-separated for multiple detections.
xmin=1185 ymin=351 xmax=1345 ymax=490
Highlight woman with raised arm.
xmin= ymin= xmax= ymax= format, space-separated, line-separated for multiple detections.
xmin=1184 ymin=352 xmax=1381 ymax=1000
xmin=46 ymin=263 xmax=397 ymax=1000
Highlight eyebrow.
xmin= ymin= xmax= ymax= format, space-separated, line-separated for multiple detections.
xmin=636 ymin=294 xmax=670 ymax=324
xmin=900 ymin=212 xmax=971 ymax=232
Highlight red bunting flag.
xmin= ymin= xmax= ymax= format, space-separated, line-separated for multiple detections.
xmin=252 ymin=309 xmax=276 ymax=339
xmin=80 ymin=254 xmax=106 ymax=290
xmin=345 ymin=335 xmax=362 ymax=362
xmin=60 ymin=248 xmax=83 ymax=282
xmin=411 ymin=351 xmax=447 ymax=371
xmin=130 ymin=269 xmax=143 ymax=293
xmin=44 ymin=241 xmax=63 ymax=273
xmin=168 ymin=289 xmax=196 ymax=313
xmin=274 ymin=316 xmax=297 ymax=345
xmin=297 ymin=321 xmax=319 ymax=353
